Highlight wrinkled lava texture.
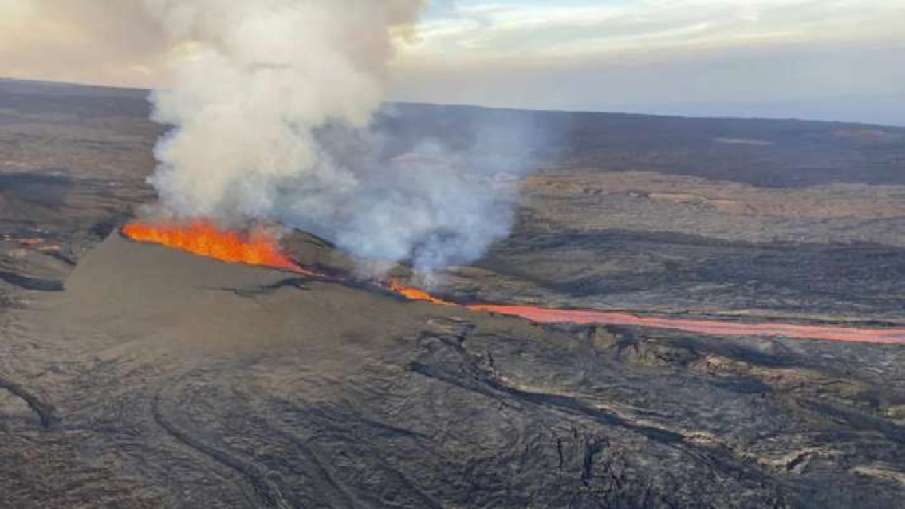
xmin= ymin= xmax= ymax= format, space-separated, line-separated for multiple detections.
xmin=3 ymin=78 xmax=905 ymax=508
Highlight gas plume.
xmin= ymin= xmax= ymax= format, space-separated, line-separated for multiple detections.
xmin=140 ymin=0 xmax=537 ymax=276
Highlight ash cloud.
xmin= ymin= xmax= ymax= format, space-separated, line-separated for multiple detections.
xmin=142 ymin=0 xmax=541 ymax=276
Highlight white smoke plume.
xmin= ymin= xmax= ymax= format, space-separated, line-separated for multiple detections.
xmin=142 ymin=0 xmax=537 ymax=275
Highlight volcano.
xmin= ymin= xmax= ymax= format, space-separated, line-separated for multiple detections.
xmin=3 ymin=230 xmax=898 ymax=507
xmin=5 ymin=79 xmax=905 ymax=508
xmin=120 ymin=221 xmax=905 ymax=345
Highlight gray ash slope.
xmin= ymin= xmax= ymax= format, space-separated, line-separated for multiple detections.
xmin=3 ymin=79 xmax=905 ymax=507
xmin=2 ymin=233 xmax=905 ymax=507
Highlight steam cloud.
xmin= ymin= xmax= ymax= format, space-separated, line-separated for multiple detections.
xmin=113 ymin=0 xmax=534 ymax=276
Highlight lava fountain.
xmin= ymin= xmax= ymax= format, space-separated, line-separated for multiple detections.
xmin=121 ymin=220 xmax=315 ymax=275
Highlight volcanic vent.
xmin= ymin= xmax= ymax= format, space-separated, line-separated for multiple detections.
xmin=58 ymin=230 xmax=442 ymax=351
xmin=122 ymin=220 xmax=307 ymax=273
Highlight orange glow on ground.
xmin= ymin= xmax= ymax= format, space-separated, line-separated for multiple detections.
xmin=386 ymin=280 xmax=453 ymax=305
xmin=468 ymin=305 xmax=905 ymax=345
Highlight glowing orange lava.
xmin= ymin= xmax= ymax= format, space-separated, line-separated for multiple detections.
xmin=387 ymin=280 xmax=453 ymax=305
xmin=468 ymin=305 xmax=905 ymax=345
xmin=122 ymin=219 xmax=312 ymax=274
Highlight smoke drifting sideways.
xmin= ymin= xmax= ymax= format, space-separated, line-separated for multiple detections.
xmin=143 ymin=0 xmax=544 ymax=277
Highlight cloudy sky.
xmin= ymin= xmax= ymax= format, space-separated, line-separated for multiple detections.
xmin=2 ymin=0 xmax=904 ymax=125
xmin=394 ymin=0 xmax=905 ymax=125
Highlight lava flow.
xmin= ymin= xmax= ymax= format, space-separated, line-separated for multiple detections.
xmin=469 ymin=305 xmax=905 ymax=345
xmin=386 ymin=280 xmax=453 ymax=305
xmin=121 ymin=219 xmax=316 ymax=275
xmin=121 ymin=221 xmax=905 ymax=346
xmin=387 ymin=287 xmax=905 ymax=344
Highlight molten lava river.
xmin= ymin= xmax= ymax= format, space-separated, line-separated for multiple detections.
xmin=122 ymin=221 xmax=905 ymax=346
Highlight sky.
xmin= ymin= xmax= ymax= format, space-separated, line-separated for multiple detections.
xmin=1 ymin=0 xmax=904 ymax=125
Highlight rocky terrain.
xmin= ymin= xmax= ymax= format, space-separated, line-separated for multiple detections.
xmin=3 ymin=78 xmax=905 ymax=507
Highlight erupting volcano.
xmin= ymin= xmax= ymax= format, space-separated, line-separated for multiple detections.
xmin=121 ymin=220 xmax=312 ymax=274
xmin=120 ymin=222 xmax=905 ymax=346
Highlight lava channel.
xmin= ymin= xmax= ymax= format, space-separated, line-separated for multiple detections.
xmin=468 ymin=305 xmax=905 ymax=345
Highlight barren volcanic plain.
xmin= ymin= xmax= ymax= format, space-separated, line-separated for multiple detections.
xmin=4 ymin=78 xmax=905 ymax=507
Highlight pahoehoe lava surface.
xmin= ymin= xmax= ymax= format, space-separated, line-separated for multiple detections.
xmin=3 ymin=79 xmax=905 ymax=507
